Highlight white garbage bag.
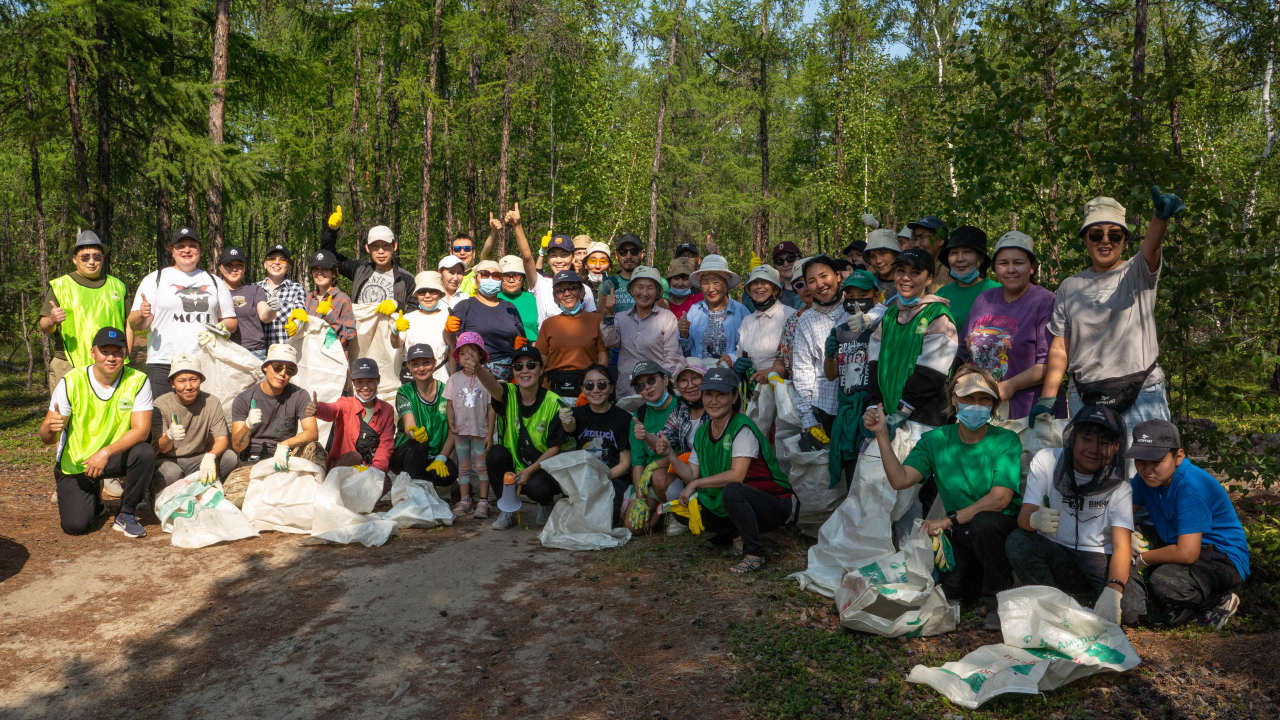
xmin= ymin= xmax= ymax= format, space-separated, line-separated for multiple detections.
xmin=538 ymin=450 xmax=631 ymax=551
xmin=353 ymin=303 xmax=405 ymax=404
xmin=154 ymin=473 xmax=259 ymax=548
xmin=240 ymin=457 xmax=325 ymax=534
xmin=287 ymin=314 xmax=350 ymax=445
xmin=307 ymin=466 xmax=399 ymax=547
xmin=782 ymin=434 xmax=842 ymax=538
xmin=835 ymin=519 xmax=958 ymax=637
xmin=745 ymin=380 xmax=776 ymax=438
xmin=381 ymin=472 xmax=455 ymax=529
xmin=991 ymin=415 xmax=1068 ymax=478
xmin=908 ymin=586 xmax=1141 ymax=708
xmin=772 ymin=379 xmax=803 ymax=474
xmin=196 ymin=334 xmax=263 ymax=423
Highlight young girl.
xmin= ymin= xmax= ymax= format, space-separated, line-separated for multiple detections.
xmin=445 ymin=333 xmax=496 ymax=517
xmin=306 ymin=250 xmax=357 ymax=351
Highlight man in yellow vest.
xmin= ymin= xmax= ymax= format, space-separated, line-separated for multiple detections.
xmin=38 ymin=231 xmax=129 ymax=394
xmin=40 ymin=326 xmax=154 ymax=537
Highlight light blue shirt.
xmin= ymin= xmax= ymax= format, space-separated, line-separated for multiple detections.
xmin=679 ymin=298 xmax=751 ymax=358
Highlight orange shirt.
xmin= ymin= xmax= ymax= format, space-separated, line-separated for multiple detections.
xmin=536 ymin=311 xmax=607 ymax=373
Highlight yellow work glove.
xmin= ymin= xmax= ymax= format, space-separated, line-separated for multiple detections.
xmin=932 ymin=532 xmax=954 ymax=572
xmin=328 ymin=205 xmax=343 ymax=229
xmin=405 ymin=425 xmax=429 ymax=443
xmin=427 ymin=455 xmax=449 ymax=477
xmin=353 ymin=464 xmax=370 ymax=473
xmin=540 ymin=230 xmax=551 ymax=249
xmin=375 ymin=299 xmax=398 ymax=316
xmin=808 ymin=426 xmax=831 ymax=445
xmin=749 ymin=251 xmax=763 ymax=270
xmin=316 ymin=298 xmax=333 ymax=316
xmin=662 ymin=498 xmax=703 ymax=535
xmin=394 ymin=310 xmax=410 ymax=333
xmin=285 ymin=308 xmax=309 ymax=337
xmin=768 ymin=372 xmax=785 ymax=389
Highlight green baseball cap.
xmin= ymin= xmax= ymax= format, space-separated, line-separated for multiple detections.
xmin=843 ymin=269 xmax=878 ymax=291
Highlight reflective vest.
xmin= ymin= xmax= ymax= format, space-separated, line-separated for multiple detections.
xmin=49 ymin=274 xmax=128 ymax=368
xmin=500 ymin=384 xmax=563 ymax=471
xmin=692 ymin=413 xmax=790 ymax=517
xmin=59 ymin=366 xmax=148 ymax=475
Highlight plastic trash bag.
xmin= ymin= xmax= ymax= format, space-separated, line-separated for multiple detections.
xmin=154 ymin=473 xmax=259 ymax=548
xmin=381 ymin=472 xmax=455 ymax=529
xmin=538 ymin=450 xmax=631 ymax=551
xmin=908 ymin=586 xmax=1141 ymax=708
xmin=772 ymin=379 xmax=803 ymax=474
xmin=306 ymin=465 xmax=399 ymax=547
xmin=745 ymin=380 xmax=776 ymax=437
xmin=991 ymin=415 xmax=1068 ymax=479
xmin=835 ymin=519 xmax=958 ymax=637
xmin=288 ymin=314 xmax=350 ymax=445
xmin=782 ymin=434 xmax=842 ymax=538
xmin=196 ymin=334 xmax=264 ymax=423
xmin=353 ymin=303 xmax=405 ymax=404
xmin=240 ymin=457 xmax=325 ymax=534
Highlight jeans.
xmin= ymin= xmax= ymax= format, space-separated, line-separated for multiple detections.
xmin=698 ymin=483 xmax=793 ymax=557
xmin=55 ymin=442 xmax=155 ymax=534
xmin=485 ymin=445 xmax=562 ymax=508
xmin=388 ymin=440 xmax=459 ymax=487
xmin=1070 ymin=380 xmax=1171 ymax=477
xmin=249 ymin=348 xmax=267 ymax=361
xmin=940 ymin=511 xmax=1019 ymax=610
xmin=154 ymin=449 xmax=241 ymax=491
xmin=1005 ymin=529 xmax=1148 ymax=624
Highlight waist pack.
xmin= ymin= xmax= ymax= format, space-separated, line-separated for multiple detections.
xmin=1075 ymin=360 xmax=1158 ymax=414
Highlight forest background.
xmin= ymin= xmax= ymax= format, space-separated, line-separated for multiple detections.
xmin=1 ymin=0 xmax=1279 ymax=519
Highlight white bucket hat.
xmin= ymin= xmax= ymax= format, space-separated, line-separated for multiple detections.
xmin=992 ymin=231 xmax=1038 ymax=263
xmin=585 ymin=241 xmax=612 ymax=259
xmin=262 ymin=344 xmax=298 ymax=369
xmin=168 ymin=352 xmax=205 ymax=380
xmin=744 ymin=264 xmax=782 ymax=291
xmin=865 ymin=229 xmax=902 ymax=255
xmin=1079 ymin=196 xmax=1129 ymax=238
xmin=690 ymin=254 xmax=740 ymax=290
xmin=413 ymin=270 xmax=446 ymax=294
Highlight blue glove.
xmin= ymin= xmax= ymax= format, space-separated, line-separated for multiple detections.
xmin=1028 ymin=396 xmax=1056 ymax=427
xmin=732 ymin=356 xmax=754 ymax=377
xmin=1150 ymin=185 xmax=1186 ymax=220
xmin=885 ymin=411 xmax=911 ymax=438
xmin=824 ymin=329 xmax=839 ymax=362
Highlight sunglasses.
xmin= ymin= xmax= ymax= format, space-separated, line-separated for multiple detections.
xmin=791 ymin=280 xmax=805 ymax=291
xmin=617 ymin=247 xmax=641 ymax=257
xmin=1085 ymin=229 xmax=1126 ymax=244
xmin=452 ymin=245 xmax=473 ymax=253
xmin=477 ymin=270 xmax=502 ymax=280
xmin=513 ymin=360 xmax=540 ymax=371
xmin=775 ymin=254 xmax=798 ymax=264
xmin=77 ymin=253 xmax=105 ymax=262
xmin=554 ymin=285 xmax=581 ymax=294
xmin=632 ymin=375 xmax=661 ymax=389
xmin=267 ymin=362 xmax=297 ymax=377
xmin=582 ymin=380 xmax=610 ymax=391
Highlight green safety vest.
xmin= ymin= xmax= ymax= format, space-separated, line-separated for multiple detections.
xmin=692 ymin=413 xmax=790 ymax=517
xmin=876 ymin=301 xmax=953 ymax=413
xmin=500 ymin=384 xmax=564 ymax=471
xmin=59 ymin=366 xmax=148 ymax=475
xmin=49 ymin=274 xmax=128 ymax=368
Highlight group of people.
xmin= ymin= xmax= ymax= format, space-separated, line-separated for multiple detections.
xmin=37 ymin=185 xmax=1250 ymax=628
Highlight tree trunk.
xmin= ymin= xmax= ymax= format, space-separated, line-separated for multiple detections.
xmin=497 ymin=3 xmax=518 ymax=256
xmin=386 ymin=59 xmax=402 ymax=239
xmin=347 ymin=22 xmax=365 ymax=254
xmin=466 ymin=47 xmax=480 ymax=239
xmin=206 ymin=0 xmax=230 ymax=265
xmin=418 ymin=0 xmax=445 ymax=271
xmin=646 ymin=0 xmax=684 ymax=266
xmin=1245 ymin=0 xmax=1278 ymax=227
xmin=157 ymin=184 xmax=172 ymax=271
xmin=833 ymin=22 xmax=846 ymax=249
xmin=67 ymin=55 xmax=92 ymax=226
xmin=1159 ymin=2 xmax=1181 ymax=157
xmin=27 ymin=77 xmax=51 ymax=377
xmin=755 ymin=0 xmax=770 ymax=257
xmin=372 ymin=36 xmax=386 ymax=223
xmin=94 ymin=12 xmax=113 ymax=246
xmin=1131 ymin=0 xmax=1148 ymax=133
xmin=443 ymin=82 xmax=455 ymax=237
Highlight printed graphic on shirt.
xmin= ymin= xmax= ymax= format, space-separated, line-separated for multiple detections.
xmin=359 ymin=271 xmax=395 ymax=304
xmin=967 ymin=313 xmax=1018 ymax=380
xmin=459 ymin=386 xmax=482 ymax=408
xmin=577 ymin=432 xmax=610 ymax=462
xmin=171 ymin=283 xmax=217 ymax=323
xmin=837 ymin=340 xmax=870 ymax=396
xmin=232 ymin=294 xmax=248 ymax=308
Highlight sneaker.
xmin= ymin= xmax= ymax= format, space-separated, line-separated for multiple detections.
xmin=492 ymin=511 xmax=515 ymax=531
xmin=453 ymin=497 xmax=473 ymax=517
xmin=982 ymin=609 xmax=1001 ymax=631
xmin=1156 ymin=605 xmax=1197 ymax=628
xmin=666 ymin=516 xmax=686 ymax=536
xmin=473 ymin=499 xmax=490 ymax=519
xmin=112 ymin=512 xmax=146 ymax=538
xmin=1202 ymin=593 xmax=1240 ymax=631
xmin=535 ymin=504 xmax=553 ymax=526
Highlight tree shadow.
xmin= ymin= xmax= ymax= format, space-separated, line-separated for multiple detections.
xmin=0 ymin=536 xmax=29 ymax=583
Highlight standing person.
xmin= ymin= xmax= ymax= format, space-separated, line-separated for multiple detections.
xmin=743 ymin=242 xmax=803 ymax=312
xmin=128 ymin=225 xmax=236 ymax=401
xmin=733 ymin=265 xmax=796 ymax=384
xmin=153 ymin=352 xmax=238 ymax=488
xmin=444 ymin=336 xmax=494 ymax=515
xmin=443 ymin=259 xmax=528 ymax=382
xmin=679 ymin=255 xmax=750 ymax=359
xmin=769 ymin=267 xmax=816 ymax=379
xmin=531 ymin=234 xmax=598 ymax=326
xmin=476 ymin=346 xmax=571 ymax=530
xmin=305 ymin=250 xmax=357 ymax=351
xmin=217 ymin=245 xmax=277 ymax=360
xmin=598 ymin=233 xmax=654 ymax=315
xmin=40 ymin=327 xmax=154 ymax=537
xmin=572 ymin=235 xmax=592 ymax=276
xmin=657 ymin=367 xmax=795 ymax=573
xmin=867 ymin=366 xmax=1022 ymax=629
xmin=477 ymin=206 xmax=541 ymax=338
xmin=823 ymin=270 xmax=886 ymax=488
xmin=935 ymin=226 xmax=1000 ymax=333
xmin=905 ymin=215 xmax=952 ymax=293
xmin=257 ymin=243 xmax=308 ymax=347
xmin=1031 ymin=188 xmax=1186 ymax=449
xmin=314 ymin=358 xmax=396 ymax=472
xmin=438 ymin=256 xmax=469 ymax=307
xmin=959 ymin=231 xmax=1059 ymax=421
xmin=897 ymin=225 xmax=912 ymax=251
xmin=391 ymin=345 xmax=461 ymax=498
xmin=664 ymin=258 xmax=704 ymax=319
xmin=862 ymin=229 xmax=902 ymax=303
xmin=450 ymin=231 xmax=478 ymax=296
xmin=1127 ymin=419 xmax=1250 ymax=629
xmin=1006 ymin=405 xmax=1144 ymax=625
xmin=791 ymin=256 xmax=850 ymax=450
xmin=320 ymin=206 xmax=417 ymax=312
xmin=557 ymin=364 xmax=634 ymax=523
xmin=40 ymin=231 xmax=130 ymax=393
xmin=842 ymin=239 xmax=868 ymax=272
xmin=536 ymin=270 xmax=608 ymax=397
xmin=391 ymin=271 xmax=451 ymax=384
xmin=602 ymin=266 xmax=683 ymax=395
xmin=582 ymin=242 xmax=613 ymax=298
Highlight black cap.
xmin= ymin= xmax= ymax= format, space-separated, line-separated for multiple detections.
xmin=548 ymin=234 xmax=576 ymax=254
xmin=171 ymin=225 xmax=201 ymax=244
xmin=1125 ymin=419 xmax=1182 ymax=461
xmin=513 ymin=345 xmax=542 ymax=364
xmin=907 ymin=216 xmax=948 ymax=234
xmin=629 ymin=360 xmax=669 ymax=386
xmin=264 ymin=243 xmax=292 ymax=261
xmin=700 ymin=367 xmax=740 ymax=394
xmin=1071 ymin=404 xmax=1124 ymax=436
xmin=350 ymin=357 xmax=380 ymax=380
xmin=616 ymin=233 xmax=642 ymax=250
xmin=939 ymin=226 xmax=991 ymax=271
xmin=405 ymin=344 xmax=436 ymax=362
xmin=552 ymin=269 xmax=583 ymax=286
xmin=832 ymin=258 xmax=853 ymax=272
xmin=675 ymin=242 xmax=700 ymax=257
xmin=92 ymin=326 xmax=127 ymax=349
xmin=842 ymin=239 xmax=867 ymax=255
xmin=893 ymin=247 xmax=935 ymax=273
xmin=309 ymin=250 xmax=338 ymax=269
xmin=219 ymin=246 xmax=246 ymax=265
xmin=74 ymin=230 xmax=103 ymax=250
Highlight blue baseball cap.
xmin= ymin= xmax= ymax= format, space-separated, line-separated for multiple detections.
xmin=548 ymin=234 xmax=576 ymax=254
xmin=351 ymin=358 xmax=380 ymax=380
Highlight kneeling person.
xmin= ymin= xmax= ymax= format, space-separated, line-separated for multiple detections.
xmin=153 ymin=353 xmax=239 ymax=489
xmin=316 ymin=358 xmax=396 ymax=473
xmin=389 ymin=345 xmax=458 ymax=490
xmin=1006 ymin=405 xmax=1144 ymax=625
xmin=40 ymin=327 xmax=154 ymax=537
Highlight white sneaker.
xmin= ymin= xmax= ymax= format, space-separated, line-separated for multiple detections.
xmin=535 ymin=504 xmax=552 ymax=526
xmin=666 ymin=516 xmax=686 ymax=536
xmin=491 ymin=511 xmax=515 ymax=531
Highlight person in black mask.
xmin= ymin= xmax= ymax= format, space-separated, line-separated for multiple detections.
xmin=823 ymin=270 xmax=887 ymax=490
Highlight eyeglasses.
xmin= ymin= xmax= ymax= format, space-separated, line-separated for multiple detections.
xmin=632 ymin=375 xmax=661 ymax=389
xmin=1085 ymin=229 xmax=1126 ymax=244
xmin=477 ymin=270 xmax=502 ymax=280
xmin=677 ymin=375 xmax=703 ymax=388
xmin=586 ymin=258 xmax=611 ymax=268
xmin=513 ymin=360 xmax=539 ymax=371
xmin=77 ymin=253 xmax=104 ymax=262
xmin=582 ymin=380 xmax=610 ymax=391
xmin=554 ymin=285 xmax=581 ymax=294
xmin=617 ymin=247 xmax=641 ymax=257
xmin=775 ymin=254 xmax=798 ymax=265
xmin=502 ymin=272 xmax=524 ymax=279
xmin=452 ymin=245 xmax=473 ymax=253
xmin=267 ymin=362 xmax=297 ymax=377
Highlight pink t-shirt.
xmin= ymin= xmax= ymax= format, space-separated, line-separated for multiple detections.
xmin=444 ymin=370 xmax=492 ymax=437
xmin=667 ymin=291 xmax=703 ymax=319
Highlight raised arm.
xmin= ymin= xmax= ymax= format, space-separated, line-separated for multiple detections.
xmin=479 ymin=212 xmax=502 ymax=261
xmin=505 ymin=204 xmax=539 ymax=280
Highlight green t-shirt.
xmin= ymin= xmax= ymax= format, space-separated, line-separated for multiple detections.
xmin=935 ymin=277 xmax=1000 ymax=332
xmin=394 ymin=380 xmax=448 ymax=454
xmin=501 ymin=290 xmax=540 ymax=342
xmin=629 ymin=396 xmax=677 ymax=469
xmin=903 ymin=423 xmax=1023 ymax=516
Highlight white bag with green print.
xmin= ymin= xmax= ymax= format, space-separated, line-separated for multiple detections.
xmin=834 ymin=519 xmax=959 ymax=637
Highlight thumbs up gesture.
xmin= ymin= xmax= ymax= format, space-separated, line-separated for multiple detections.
xmin=139 ymin=293 xmax=153 ymax=320
xmin=305 ymin=391 xmax=317 ymax=419
xmin=489 ymin=212 xmax=502 ymax=232
xmin=246 ymin=399 xmax=263 ymax=428
xmin=541 ymin=231 xmax=551 ymax=249
xmin=602 ymin=292 xmax=616 ymax=316
xmin=49 ymin=300 xmax=66 ymax=324
xmin=653 ymin=435 xmax=671 ymax=457
xmin=328 ymin=205 xmax=343 ymax=229
xmin=633 ymin=417 xmax=647 ymax=443
xmin=394 ymin=309 xmax=410 ymax=333
xmin=677 ymin=315 xmax=691 ymax=338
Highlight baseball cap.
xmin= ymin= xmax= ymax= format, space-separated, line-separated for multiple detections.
xmin=952 ymin=371 xmax=999 ymax=400
xmin=437 ymin=255 xmax=465 ymax=271
xmin=907 ymin=215 xmax=948 ymax=234
xmin=405 ymin=344 xmax=436 ymax=363
xmin=744 ymin=264 xmax=782 ymax=290
xmin=552 ymin=269 xmax=584 ymax=286
xmin=366 ymin=225 xmax=395 ymax=245
xmin=1125 ymin=418 xmax=1181 ymax=461
xmin=171 ymin=225 xmax=200 ymax=244
xmin=842 ymin=239 xmax=867 ymax=255
xmin=1072 ymin=404 xmax=1124 ymax=437
xmin=626 ymin=266 xmax=664 ymax=294
xmin=674 ymin=242 xmax=700 ymax=257
xmin=666 ymin=257 xmax=698 ymax=278
xmin=993 ymin=231 xmax=1037 ymax=263
xmin=700 ymin=367 xmax=740 ymax=394
xmin=219 ymin=246 xmax=247 ymax=265
xmin=893 ymin=247 xmax=935 ymax=273
xmin=168 ymin=352 xmax=204 ymax=380
xmin=472 ymin=259 xmax=501 ymax=275
xmin=548 ymin=234 xmax=576 ymax=254
xmin=264 ymin=243 xmax=291 ymax=261
xmin=630 ymin=360 xmax=669 ymax=386
xmin=513 ymin=345 xmax=542 ymax=364
xmin=498 ymin=255 xmax=525 ymax=275
xmin=74 ymin=230 xmax=103 ymax=250
xmin=616 ymin=233 xmax=643 ymax=250
xmin=309 ymin=250 xmax=337 ymax=269
xmin=771 ymin=241 xmax=801 ymax=259
xmin=351 ymin=358 xmax=381 ymax=380
xmin=843 ymin=269 xmax=879 ymax=291
xmin=93 ymin=326 xmax=127 ymax=349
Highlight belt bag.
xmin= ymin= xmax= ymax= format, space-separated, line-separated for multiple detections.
xmin=547 ymin=369 xmax=585 ymax=397
xmin=1074 ymin=360 xmax=1158 ymax=414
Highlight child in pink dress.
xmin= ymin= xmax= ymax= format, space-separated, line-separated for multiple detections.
xmin=445 ymin=332 xmax=497 ymax=517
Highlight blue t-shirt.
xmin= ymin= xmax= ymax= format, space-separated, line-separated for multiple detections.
xmin=1130 ymin=459 xmax=1249 ymax=579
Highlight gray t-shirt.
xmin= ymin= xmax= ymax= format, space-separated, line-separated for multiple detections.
xmin=230 ymin=383 xmax=311 ymax=457
xmin=228 ymin=283 xmax=268 ymax=351
xmin=1048 ymin=254 xmax=1163 ymax=388
xmin=154 ymin=391 xmax=229 ymax=460
xmin=359 ymin=269 xmax=396 ymax=304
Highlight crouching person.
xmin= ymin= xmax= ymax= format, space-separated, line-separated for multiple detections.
xmin=868 ymin=365 xmax=1022 ymax=630
xmin=316 ymin=358 xmax=396 ymax=474
xmin=657 ymin=368 xmax=795 ymax=574
xmin=1006 ymin=405 xmax=1145 ymax=625
xmin=40 ymin=327 xmax=154 ymax=537
xmin=1127 ymin=419 xmax=1250 ymax=630
xmin=153 ymin=352 xmax=239 ymax=489
xmin=223 ymin=344 xmax=322 ymax=507
xmin=389 ymin=344 xmax=459 ymax=490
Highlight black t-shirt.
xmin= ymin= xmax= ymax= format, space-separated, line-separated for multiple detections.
xmin=452 ymin=297 xmax=526 ymax=363
xmin=492 ymin=385 xmax=571 ymax=466
xmin=569 ymin=404 xmax=634 ymax=469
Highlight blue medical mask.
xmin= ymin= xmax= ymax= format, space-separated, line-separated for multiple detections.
xmin=646 ymin=391 xmax=670 ymax=408
xmin=419 ymin=299 xmax=441 ymax=312
xmin=956 ymin=403 xmax=993 ymax=430
xmin=669 ymin=287 xmax=691 ymax=298
xmin=563 ymin=301 xmax=584 ymax=316
xmin=478 ymin=278 xmax=502 ymax=296
xmin=898 ymin=294 xmax=922 ymax=306
xmin=950 ymin=267 xmax=980 ymax=284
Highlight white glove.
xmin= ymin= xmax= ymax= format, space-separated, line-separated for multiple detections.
xmin=1093 ymin=586 xmax=1123 ymax=625
xmin=197 ymin=330 xmax=215 ymax=347
xmin=245 ymin=407 xmax=263 ymax=429
xmin=846 ymin=305 xmax=869 ymax=334
xmin=267 ymin=294 xmax=282 ymax=313
xmin=198 ymin=453 xmax=218 ymax=484
xmin=558 ymin=407 xmax=575 ymax=430
xmin=860 ymin=213 xmax=880 ymax=229
xmin=1029 ymin=506 xmax=1060 ymax=534
xmin=166 ymin=422 xmax=186 ymax=442
xmin=1131 ymin=530 xmax=1150 ymax=558
xmin=273 ymin=444 xmax=291 ymax=471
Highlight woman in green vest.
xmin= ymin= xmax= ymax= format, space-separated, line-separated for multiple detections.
xmin=475 ymin=345 xmax=571 ymax=531
xmin=656 ymin=367 xmax=795 ymax=574
xmin=39 ymin=231 xmax=130 ymax=393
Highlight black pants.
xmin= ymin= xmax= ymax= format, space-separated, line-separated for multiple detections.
xmin=1005 ymin=529 xmax=1148 ymax=624
xmin=486 ymin=445 xmax=562 ymax=508
xmin=698 ymin=483 xmax=793 ymax=557
xmin=388 ymin=441 xmax=459 ymax=487
xmin=1148 ymin=543 xmax=1243 ymax=613
xmin=940 ymin=510 xmax=1019 ymax=610
xmin=144 ymin=363 xmax=173 ymax=436
xmin=55 ymin=442 xmax=155 ymax=534
xmin=611 ymin=476 xmax=631 ymax=527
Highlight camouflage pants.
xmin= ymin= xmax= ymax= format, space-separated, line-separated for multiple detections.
xmin=222 ymin=442 xmax=325 ymax=508
xmin=1147 ymin=542 xmax=1243 ymax=613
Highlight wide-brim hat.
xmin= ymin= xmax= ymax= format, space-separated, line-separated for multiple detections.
xmin=864 ymin=229 xmax=902 ymax=255
xmin=413 ymin=270 xmax=445 ymax=295
xmin=666 ymin=257 xmax=698 ymax=278
xmin=453 ymin=331 xmax=488 ymax=363
xmin=992 ymin=231 xmax=1038 ymax=264
xmin=263 ymin=344 xmax=298 ymax=368
xmin=585 ymin=241 xmax=612 ymax=259
xmin=690 ymin=254 xmax=739 ymax=290
xmin=939 ymin=225 xmax=991 ymax=273
xmin=1079 ymin=196 xmax=1130 ymax=238
xmin=626 ymin=266 xmax=664 ymax=293
xmin=573 ymin=235 xmax=593 ymax=250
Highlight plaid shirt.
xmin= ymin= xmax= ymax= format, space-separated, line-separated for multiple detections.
xmin=257 ymin=278 xmax=307 ymax=347
xmin=307 ymin=286 xmax=357 ymax=347
xmin=791 ymin=303 xmax=849 ymax=429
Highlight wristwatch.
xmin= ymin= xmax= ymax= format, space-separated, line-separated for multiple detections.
xmin=946 ymin=511 xmax=959 ymax=527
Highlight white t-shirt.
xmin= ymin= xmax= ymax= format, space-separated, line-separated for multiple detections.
xmin=402 ymin=308 xmax=451 ymax=384
xmin=49 ymin=367 xmax=154 ymax=460
xmin=359 ymin=269 xmax=396 ymax=304
xmin=533 ymin=276 xmax=596 ymax=328
xmin=687 ymin=426 xmax=758 ymax=469
xmin=132 ymin=267 xmax=235 ymax=364
xmin=1024 ymin=448 xmax=1134 ymax=554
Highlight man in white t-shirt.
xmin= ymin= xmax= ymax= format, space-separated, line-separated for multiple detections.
xmin=532 ymin=234 xmax=596 ymax=326
xmin=392 ymin=270 xmax=451 ymax=383
xmin=1005 ymin=405 xmax=1146 ymax=625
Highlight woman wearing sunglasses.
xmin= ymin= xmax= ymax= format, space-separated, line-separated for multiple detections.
xmin=476 ymin=346 xmax=572 ymax=530
xmin=444 ymin=259 xmax=529 ymax=382
xmin=536 ymin=270 xmax=608 ymax=397
xmin=767 ymin=265 xmax=815 ymax=379
xmin=557 ymin=364 xmax=634 ymax=524
xmin=634 ymin=359 xmax=710 ymax=534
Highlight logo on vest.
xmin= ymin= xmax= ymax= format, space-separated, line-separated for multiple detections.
xmin=118 ymin=396 xmax=135 ymax=412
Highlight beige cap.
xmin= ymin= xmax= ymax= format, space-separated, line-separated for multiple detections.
xmin=414 ymin=270 xmax=445 ymax=294
xmin=472 ymin=259 xmax=500 ymax=275
xmin=953 ymin=371 xmax=999 ymax=400
xmin=262 ymin=344 xmax=298 ymax=368
xmin=367 ymin=225 xmax=395 ymax=244
xmin=498 ymin=255 xmax=525 ymax=275
xmin=168 ymin=352 xmax=204 ymax=380
xmin=744 ymin=264 xmax=782 ymax=290
xmin=666 ymin=257 xmax=698 ymax=278
xmin=865 ymin=229 xmax=902 ymax=255
xmin=626 ymin=266 xmax=664 ymax=293
xmin=1079 ymin=196 xmax=1129 ymax=237
xmin=572 ymin=234 xmax=593 ymax=250
xmin=585 ymin=241 xmax=612 ymax=258
xmin=992 ymin=231 xmax=1037 ymax=263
